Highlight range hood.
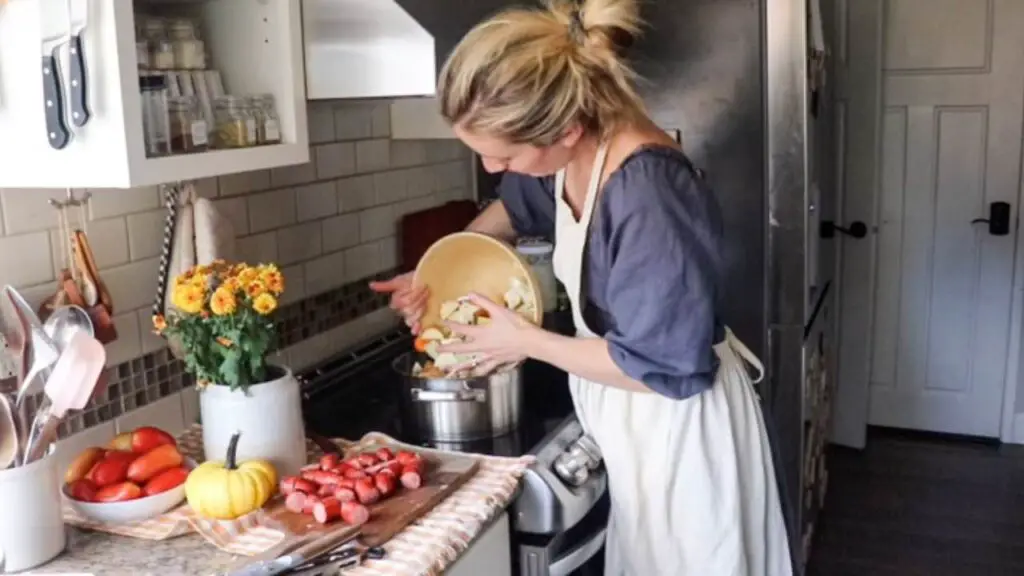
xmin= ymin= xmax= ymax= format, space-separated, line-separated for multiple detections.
xmin=303 ymin=0 xmax=513 ymax=137
xmin=303 ymin=0 xmax=437 ymax=99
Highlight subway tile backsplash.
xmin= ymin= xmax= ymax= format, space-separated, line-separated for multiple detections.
xmin=0 ymin=98 xmax=475 ymax=438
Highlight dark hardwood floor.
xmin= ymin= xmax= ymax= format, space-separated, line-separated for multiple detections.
xmin=806 ymin=428 xmax=1024 ymax=576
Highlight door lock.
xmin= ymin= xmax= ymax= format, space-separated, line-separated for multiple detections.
xmin=820 ymin=221 xmax=868 ymax=239
xmin=971 ymin=201 xmax=1011 ymax=236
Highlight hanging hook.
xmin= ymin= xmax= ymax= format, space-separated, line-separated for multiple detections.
xmin=47 ymin=188 xmax=92 ymax=209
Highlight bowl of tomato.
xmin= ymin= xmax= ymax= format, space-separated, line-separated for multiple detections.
xmin=61 ymin=426 xmax=195 ymax=524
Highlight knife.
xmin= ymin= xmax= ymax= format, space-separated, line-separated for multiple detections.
xmin=38 ymin=0 xmax=70 ymax=149
xmin=225 ymin=528 xmax=360 ymax=576
xmin=68 ymin=0 xmax=89 ymax=127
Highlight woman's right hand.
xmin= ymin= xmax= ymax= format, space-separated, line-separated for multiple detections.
xmin=369 ymin=272 xmax=429 ymax=334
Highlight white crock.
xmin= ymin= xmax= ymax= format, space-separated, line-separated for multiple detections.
xmin=199 ymin=366 xmax=306 ymax=477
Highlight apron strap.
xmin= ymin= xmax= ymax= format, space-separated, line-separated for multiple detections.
xmin=724 ymin=328 xmax=765 ymax=384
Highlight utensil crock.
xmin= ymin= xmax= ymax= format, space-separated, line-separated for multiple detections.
xmin=0 ymin=446 xmax=66 ymax=572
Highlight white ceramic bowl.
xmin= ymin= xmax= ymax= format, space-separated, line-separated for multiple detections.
xmin=63 ymin=459 xmax=195 ymax=524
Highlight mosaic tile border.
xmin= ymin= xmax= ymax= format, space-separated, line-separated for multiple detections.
xmin=47 ymin=267 xmax=399 ymax=439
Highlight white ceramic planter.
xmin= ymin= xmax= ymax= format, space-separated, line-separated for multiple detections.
xmin=199 ymin=366 xmax=306 ymax=477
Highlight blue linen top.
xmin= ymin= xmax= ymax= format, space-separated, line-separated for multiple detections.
xmin=498 ymin=145 xmax=726 ymax=400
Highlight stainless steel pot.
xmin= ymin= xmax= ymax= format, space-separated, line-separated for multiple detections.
xmin=393 ymin=352 xmax=523 ymax=442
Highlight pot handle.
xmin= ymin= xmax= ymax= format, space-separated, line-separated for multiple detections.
xmin=410 ymin=388 xmax=487 ymax=403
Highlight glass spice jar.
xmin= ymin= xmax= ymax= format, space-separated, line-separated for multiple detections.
xmin=247 ymin=94 xmax=281 ymax=145
xmin=143 ymin=18 xmax=174 ymax=71
xmin=214 ymin=96 xmax=254 ymax=148
xmin=168 ymin=18 xmax=206 ymax=70
xmin=168 ymin=95 xmax=209 ymax=154
xmin=140 ymin=75 xmax=170 ymax=157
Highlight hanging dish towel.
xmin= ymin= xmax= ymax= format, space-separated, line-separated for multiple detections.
xmin=154 ymin=183 xmax=236 ymax=359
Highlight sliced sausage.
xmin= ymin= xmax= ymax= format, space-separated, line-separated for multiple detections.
xmin=356 ymin=453 xmax=378 ymax=468
xmin=395 ymin=450 xmax=420 ymax=467
xmin=340 ymin=501 xmax=370 ymax=526
xmin=354 ymin=477 xmax=381 ymax=505
xmin=400 ymin=469 xmax=422 ymax=490
xmin=343 ymin=468 xmax=368 ymax=480
xmin=313 ymin=497 xmax=342 ymax=524
xmin=285 ymin=492 xmax=307 ymax=514
xmin=319 ymin=453 xmax=341 ymax=471
xmin=302 ymin=494 xmax=322 ymax=515
xmin=301 ymin=470 xmax=343 ymax=486
xmin=375 ymin=447 xmax=394 ymax=462
xmin=344 ymin=458 xmax=364 ymax=470
xmin=279 ymin=476 xmax=304 ymax=495
xmin=334 ymin=487 xmax=357 ymax=502
xmin=317 ymin=483 xmax=336 ymax=497
xmin=374 ymin=472 xmax=397 ymax=497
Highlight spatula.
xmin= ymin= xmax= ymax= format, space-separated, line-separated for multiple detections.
xmin=23 ymin=331 xmax=105 ymax=464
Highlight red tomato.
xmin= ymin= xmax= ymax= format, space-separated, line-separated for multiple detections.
xmin=143 ymin=466 xmax=190 ymax=496
xmin=88 ymin=451 xmax=136 ymax=487
xmin=130 ymin=427 xmax=177 ymax=453
xmin=127 ymin=444 xmax=183 ymax=484
xmin=66 ymin=479 xmax=98 ymax=502
xmin=94 ymin=482 xmax=143 ymax=502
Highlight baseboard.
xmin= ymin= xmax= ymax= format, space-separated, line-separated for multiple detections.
xmin=1011 ymin=413 xmax=1024 ymax=444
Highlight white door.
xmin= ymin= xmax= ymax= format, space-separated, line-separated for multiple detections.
xmin=833 ymin=0 xmax=1024 ymax=445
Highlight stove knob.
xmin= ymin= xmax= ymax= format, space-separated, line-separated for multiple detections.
xmin=575 ymin=435 xmax=602 ymax=470
xmin=553 ymin=455 xmax=589 ymax=486
xmin=553 ymin=446 xmax=591 ymax=487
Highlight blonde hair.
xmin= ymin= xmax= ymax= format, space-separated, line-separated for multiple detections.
xmin=438 ymin=0 xmax=646 ymax=146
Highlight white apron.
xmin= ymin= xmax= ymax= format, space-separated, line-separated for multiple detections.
xmin=551 ymin=144 xmax=793 ymax=576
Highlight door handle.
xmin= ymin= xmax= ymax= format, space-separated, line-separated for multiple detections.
xmin=820 ymin=221 xmax=867 ymax=239
xmin=971 ymin=201 xmax=1011 ymax=236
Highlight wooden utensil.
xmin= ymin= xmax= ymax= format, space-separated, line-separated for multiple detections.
xmin=73 ymin=230 xmax=112 ymax=312
xmin=413 ymin=231 xmax=544 ymax=331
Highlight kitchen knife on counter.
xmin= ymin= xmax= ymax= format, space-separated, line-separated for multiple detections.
xmin=225 ymin=528 xmax=360 ymax=576
xmin=39 ymin=0 xmax=70 ymax=149
xmin=68 ymin=0 xmax=90 ymax=127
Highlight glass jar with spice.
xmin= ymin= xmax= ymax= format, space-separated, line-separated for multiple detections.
xmin=168 ymin=18 xmax=206 ymax=70
xmin=140 ymin=75 xmax=170 ymax=157
xmin=142 ymin=18 xmax=174 ymax=71
xmin=168 ymin=95 xmax=209 ymax=154
xmin=247 ymin=94 xmax=282 ymax=145
xmin=214 ymin=96 xmax=256 ymax=148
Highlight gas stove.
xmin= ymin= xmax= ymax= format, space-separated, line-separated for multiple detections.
xmin=299 ymin=322 xmax=609 ymax=575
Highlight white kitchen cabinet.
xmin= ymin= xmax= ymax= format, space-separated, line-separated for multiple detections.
xmin=0 ymin=0 xmax=308 ymax=189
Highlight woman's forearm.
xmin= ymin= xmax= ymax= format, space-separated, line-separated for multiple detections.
xmin=467 ymin=200 xmax=517 ymax=242
xmin=524 ymin=329 xmax=652 ymax=393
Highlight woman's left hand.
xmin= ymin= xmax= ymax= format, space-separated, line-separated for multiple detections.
xmin=438 ymin=293 xmax=538 ymax=373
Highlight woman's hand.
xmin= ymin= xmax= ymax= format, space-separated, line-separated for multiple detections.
xmin=369 ymin=272 xmax=428 ymax=334
xmin=438 ymin=293 xmax=539 ymax=373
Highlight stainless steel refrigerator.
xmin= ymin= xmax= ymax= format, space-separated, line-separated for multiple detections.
xmin=400 ymin=0 xmax=838 ymax=572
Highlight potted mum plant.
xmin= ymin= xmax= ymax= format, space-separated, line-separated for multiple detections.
xmin=153 ymin=261 xmax=306 ymax=476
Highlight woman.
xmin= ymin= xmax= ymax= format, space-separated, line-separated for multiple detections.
xmin=370 ymin=0 xmax=792 ymax=573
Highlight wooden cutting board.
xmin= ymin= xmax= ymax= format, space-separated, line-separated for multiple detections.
xmin=262 ymin=442 xmax=481 ymax=547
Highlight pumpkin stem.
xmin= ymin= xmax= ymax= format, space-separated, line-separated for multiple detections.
xmin=226 ymin=432 xmax=241 ymax=470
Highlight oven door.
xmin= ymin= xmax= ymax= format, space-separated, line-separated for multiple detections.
xmin=514 ymin=490 xmax=609 ymax=576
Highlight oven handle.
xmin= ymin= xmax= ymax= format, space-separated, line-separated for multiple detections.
xmin=549 ymin=528 xmax=606 ymax=576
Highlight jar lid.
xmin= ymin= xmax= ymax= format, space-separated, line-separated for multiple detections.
xmin=516 ymin=239 xmax=553 ymax=256
xmin=139 ymin=74 xmax=167 ymax=90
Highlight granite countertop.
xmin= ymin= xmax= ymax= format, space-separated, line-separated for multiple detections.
xmin=28 ymin=528 xmax=241 ymax=576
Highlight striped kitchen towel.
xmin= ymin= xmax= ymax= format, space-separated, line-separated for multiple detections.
xmin=61 ymin=501 xmax=192 ymax=541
